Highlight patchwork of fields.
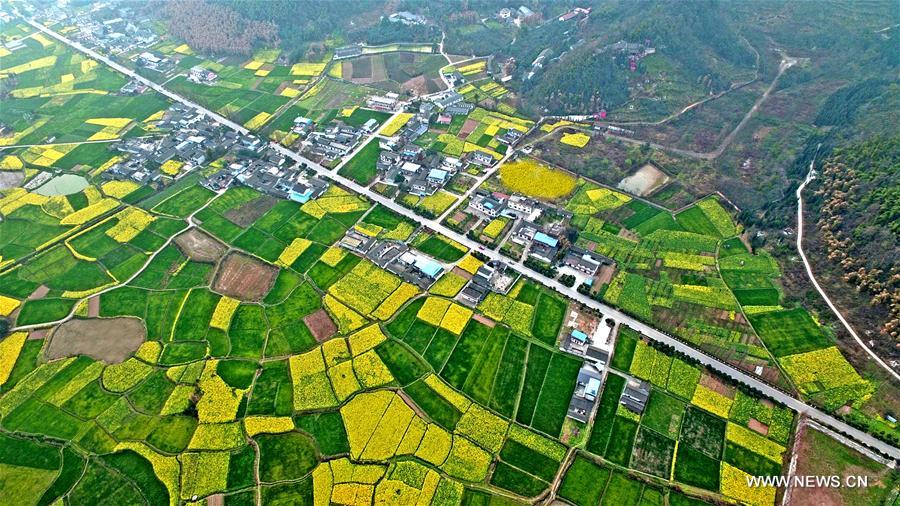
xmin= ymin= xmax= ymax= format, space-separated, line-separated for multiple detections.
xmin=585 ymin=329 xmax=794 ymax=505
xmin=0 ymin=177 xmax=592 ymax=504
xmin=563 ymin=188 xmax=871 ymax=400
xmin=1 ymin=8 xmax=896 ymax=505
xmin=0 ymin=22 xmax=168 ymax=170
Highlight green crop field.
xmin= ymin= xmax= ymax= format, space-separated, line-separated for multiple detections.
xmin=337 ymin=139 xmax=381 ymax=185
xmin=748 ymin=308 xmax=833 ymax=357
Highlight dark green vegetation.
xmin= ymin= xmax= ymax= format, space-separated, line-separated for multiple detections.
xmin=515 ymin=1 xmax=755 ymax=115
xmin=558 ymin=456 xmax=609 ymax=506
xmin=611 ymin=327 xmax=638 ymax=371
xmin=805 ymin=137 xmax=899 ymax=357
xmin=531 ymin=293 xmax=566 ymax=345
xmin=585 ymin=374 xmax=626 ymax=456
xmin=386 ymin=301 xmax=579 ymax=438
xmin=748 ymin=308 xmax=832 ymax=357
xmin=629 ymin=427 xmax=675 ymax=478
xmin=255 ymin=432 xmax=318 ymax=482
xmin=673 ymin=444 xmax=720 ymax=491
xmin=642 ymin=390 xmax=685 ymax=439
xmin=294 ymin=412 xmax=349 ymax=456
xmin=405 ymin=379 xmax=462 ymax=429
xmin=337 ymin=138 xmax=381 ymax=185
xmin=413 ymin=233 xmax=466 ymax=262
xmin=558 ymin=454 xmax=685 ymax=506
xmin=679 ymin=407 xmax=725 ymax=459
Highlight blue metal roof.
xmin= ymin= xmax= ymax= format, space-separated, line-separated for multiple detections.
xmin=571 ymin=329 xmax=588 ymax=342
xmin=534 ymin=232 xmax=558 ymax=247
xmin=428 ymin=168 xmax=448 ymax=180
xmin=585 ymin=377 xmax=601 ymax=399
xmin=415 ymin=257 xmax=443 ymax=278
xmin=289 ymin=192 xmax=312 ymax=203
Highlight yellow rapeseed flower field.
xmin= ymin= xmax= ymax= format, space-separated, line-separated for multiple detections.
xmin=160 ymin=159 xmax=184 ymax=176
xmin=60 ymin=198 xmax=118 ymax=225
xmin=691 ymin=384 xmax=734 ymax=418
xmin=276 ymin=238 xmax=311 ymax=267
xmin=0 ymin=155 xmax=23 ymax=170
xmin=86 ymin=117 xmax=132 ymax=128
xmin=498 ymin=159 xmax=577 ymax=200
xmin=380 ymin=113 xmax=413 ymax=137
xmin=106 ymin=207 xmax=154 ymax=242
xmin=417 ymin=297 xmax=451 ymax=326
xmin=100 ymin=180 xmax=140 ymax=198
xmin=290 ymin=62 xmax=327 ymax=76
xmin=0 ymin=332 xmax=28 ymax=386
xmin=244 ymin=416 xmax=295 ymax=437
xmin=456 ymin=254 xmax=483 ymax=275
xmin=209 ymin=296 xmax=240 ymax=330
xmin=439 ymin=303 xmax=472 ymax=335
xmin=0 ymin=295 xmax=21 ymax=316
xmin=1 ymin=55 xmax=57 ymax=75
xmin=560 ymin=132 xmax=590 ymax=148
xmin=720 ymin=463 xmax=776 ymax=506
xmin=244 ymin=112 xmax=272 ymax=130
xmin=319 ymin=246 xmax=346 ymax=267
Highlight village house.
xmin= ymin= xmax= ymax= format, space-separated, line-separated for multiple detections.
xmin=432 ymin=91 xmax=464 ymax=110
xmin=389 ymin=11 xmax=427 ymax=25
xmin=444 ymin=102 xmax=475 ymax=116
xmin=366 ymin=94 xmax=399 ymax=111
xmin=567 ymin=365 xmax=603 ymax=423
xmin=471 ymin=193 xmax=506 ymax=218
xmin=529 ymin=232 xmax=560 ymax=263
xmin=507 ymin=195 xmax=535 ymax=214
xmin=467 ymin=150 xmax=495 ymax=167
xmin=621 ymin=377 xmax=650 ymax=414
xmin=334 ymin=44 xmax=363 ymax=59
xmin=188 ymin=65 xmax=217 ymax=84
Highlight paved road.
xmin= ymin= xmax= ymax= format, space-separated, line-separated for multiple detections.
xmin=796 ymin=151 xmax=900 ymax=382
xmin=26 ymin=15 xmax=900 ymax=462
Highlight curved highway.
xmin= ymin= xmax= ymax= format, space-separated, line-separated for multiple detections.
xmin=796 ymin=153 xmax=900 ymax=382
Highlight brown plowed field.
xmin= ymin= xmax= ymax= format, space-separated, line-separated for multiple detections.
xmin=46 ymin=317 xmax=145 ymax=363
xmin=175 ymin=229 xmax=227 ymax=262
xmin=304 ymin=309 xmax=337 ymax=342
xmin=213 ymin=252 xmax=278 ymax=301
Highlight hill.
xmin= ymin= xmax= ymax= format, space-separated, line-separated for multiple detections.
xmin=807 ymin=136 xmax=899 ymax=350
xmin=513 ymin=0 xmax=757 ymax=115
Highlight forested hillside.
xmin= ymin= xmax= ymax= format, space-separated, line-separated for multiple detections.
xmin=516 ymin=0 xmax=756 ymax=115
xmin=161 ymin=0 xmax=279 ymax=56
xmin=808 ymin=137 xmax=899 ymax=341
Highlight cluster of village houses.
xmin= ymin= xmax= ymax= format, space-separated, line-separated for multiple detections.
xmin=20 ymin=0 xmax=638 ymax=432
xmin=101 ymin=103 xmax=329 ymax=205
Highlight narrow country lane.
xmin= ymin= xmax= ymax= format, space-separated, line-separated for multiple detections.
xmin=795 ymin=149 xmax=900 ymax=382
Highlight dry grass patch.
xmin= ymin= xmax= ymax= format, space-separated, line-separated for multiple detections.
xmin=46 ymin=317 xmax=145 ymax=363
